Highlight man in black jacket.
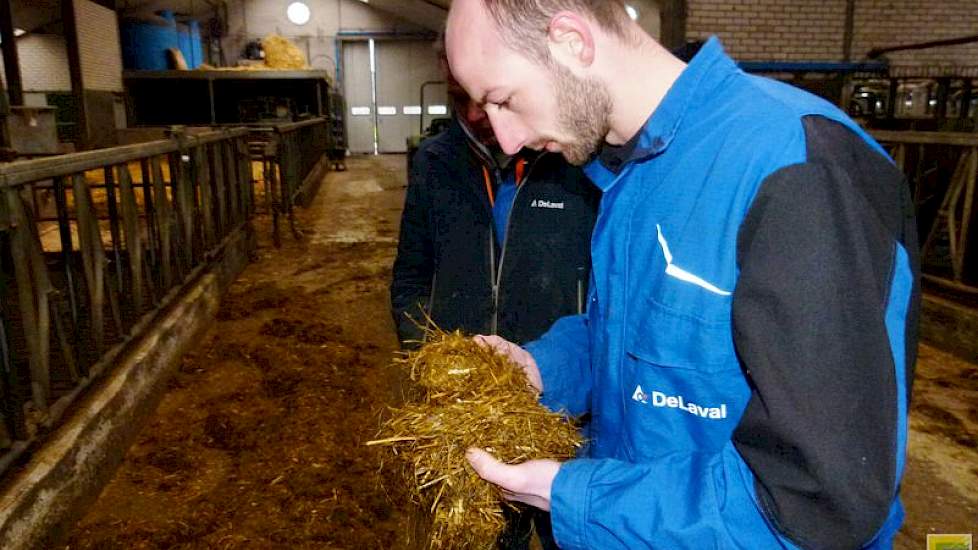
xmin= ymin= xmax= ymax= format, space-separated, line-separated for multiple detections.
xmin=390 ymin=75 xmax=599 ymax=549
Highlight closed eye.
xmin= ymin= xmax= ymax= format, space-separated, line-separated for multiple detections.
xmin=487 ymin=94 xmax=512 ymax=110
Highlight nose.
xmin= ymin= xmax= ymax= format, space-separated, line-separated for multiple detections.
xmin=486 ymin=109 xmax=527 ymax=155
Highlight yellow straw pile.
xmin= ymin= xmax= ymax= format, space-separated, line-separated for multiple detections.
xmin=262 ymin=33 xmax=308 ymax=69
xmin=368 ymin=330 xmax=582 ymax=549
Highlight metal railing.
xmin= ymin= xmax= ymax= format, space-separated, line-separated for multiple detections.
xmin=873 ymin=130 xmax=978 ymax=295
xmin=249 ymin=118 xmax=331 ymax=246
xmin=0 ymin=127 xmax=253 ymax=473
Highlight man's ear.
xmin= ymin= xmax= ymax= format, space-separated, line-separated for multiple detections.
xmin=547 ymin=11 xmax=595 ymax=70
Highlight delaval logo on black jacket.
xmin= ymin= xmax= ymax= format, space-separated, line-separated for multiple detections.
xmin=530 ymin=199 xmax=565 ymax=210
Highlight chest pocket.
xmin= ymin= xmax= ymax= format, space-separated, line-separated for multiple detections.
xmin=626 ymin=297 xmax=738 ymax=373
xmin=627 ymin=223 xmax=738 ymax=371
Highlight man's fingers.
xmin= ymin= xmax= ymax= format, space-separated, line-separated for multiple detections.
xmin=473 ymin=334 xmax=505 ymax=351
xmin=465 ymin=447 xmax=500 ymax=478
xmin=466 ymin=447 xmax=518 ymax=491
xmin=501 ymin=489 xmax=520 ymax=500
xmin=466 ymin=448 xmax=557 ymax=511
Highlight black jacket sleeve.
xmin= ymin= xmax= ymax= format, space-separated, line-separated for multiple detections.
xmin=390 ymin=149 xmax=436 ymax=347
xmin=731 ymin=141 xmax=918 ymax=548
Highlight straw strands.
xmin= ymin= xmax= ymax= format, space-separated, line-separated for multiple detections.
xmin=367 ymin=330 xmax=582 ymax=549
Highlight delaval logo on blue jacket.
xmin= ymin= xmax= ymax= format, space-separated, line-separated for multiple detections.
xmin=632 ymin=385 xmax=729 ymax=420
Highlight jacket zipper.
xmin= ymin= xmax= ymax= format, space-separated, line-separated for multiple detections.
xmin=489 ymin=203 xmax=498 ymax=335
xmin=459 ymin=121 xmax=503 ymax=334
xmin=577 ymin=266 xmax=585 ymax=315
xmin=424 ymin=271 xmax=437 ymax=342
xmin=461 ymin=118 xmax=550 ymax=336
xmin=491 ymin=155 xmax=544 ymax=335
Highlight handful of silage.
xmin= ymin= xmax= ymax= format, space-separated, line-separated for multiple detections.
xmin=367 ymin=330 xmax=582 ymax=549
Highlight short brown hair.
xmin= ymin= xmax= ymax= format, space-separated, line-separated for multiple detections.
xmin=482 ymin=0 xmax=633 ymax=65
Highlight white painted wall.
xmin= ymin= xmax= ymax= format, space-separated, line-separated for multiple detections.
xmin=224 ymin=0 xmax=431 ymax=81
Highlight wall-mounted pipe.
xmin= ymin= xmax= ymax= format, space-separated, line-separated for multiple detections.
xmin=868 ymin=34 xmax=978 ymax=60
xmin=336 ymin=30 xmax=438 ymax=41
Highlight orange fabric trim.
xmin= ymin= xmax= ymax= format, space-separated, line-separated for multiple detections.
xmin=482 ymin=165 xmax=495 ymax=207
xmin=483 ymin=158 xmax=527 ymax=208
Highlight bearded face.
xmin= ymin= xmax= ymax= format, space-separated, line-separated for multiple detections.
xmin=550 ymin=61 xmax=614 ymax=166
xmin=445 ymin=0 xmax=617 ymax=166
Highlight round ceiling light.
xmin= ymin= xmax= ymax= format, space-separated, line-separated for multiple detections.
xmin=625 ymin=4 xmax=639 ymax=21
xmin=287 ymin=2 xmax=311 ymax=25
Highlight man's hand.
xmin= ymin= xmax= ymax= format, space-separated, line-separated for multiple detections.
xmin=473 ymin=334 xmax=543 ymax=392
xmin=466 ymin=447 xmax=560 ymax=511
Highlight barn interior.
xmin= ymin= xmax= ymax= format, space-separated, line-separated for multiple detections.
xmin=0 ymin=1 xmax=975 ymax=548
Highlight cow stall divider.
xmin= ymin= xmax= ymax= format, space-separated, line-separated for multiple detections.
xmin=873 ymin=130 xmax=978 ymax=297
xmin=248 ymin=117 xmax=331 ymax=247
xmin=0 ymin=127 xmax=254 ymax=476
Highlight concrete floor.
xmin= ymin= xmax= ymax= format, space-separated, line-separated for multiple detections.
xmin=898 ymin=342 xmax=978 ymax=547
xmin=67 ymin=154 xmax=976 ymax=547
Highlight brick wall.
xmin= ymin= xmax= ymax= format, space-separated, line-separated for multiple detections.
xmin=687 ymin=0 xmax=978 ymax=67
xmin=851 ymin=0 xmax=978 ymax=67
xmin=0 ymin=34 xmax=72 ymax=92
xmin=0 ymin=0 xmax=122 ymax=93
xmin=687 ymin=0 xmax=847 ymax=61
xmin=75 ymin=0 xmax=124 ymax=92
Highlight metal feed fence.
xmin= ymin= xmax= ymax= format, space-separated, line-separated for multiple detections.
xmin=873 ymin=130 xmax=978 ymax=298
xmin=249 ymin=117 xmax=331 ymax=246
xmin=0 ymin=127 xmax=254 ymax=474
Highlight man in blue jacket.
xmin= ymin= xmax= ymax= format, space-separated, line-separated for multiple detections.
xmin=391 ymin=63 xmax=599 ymax=548
xmin=446 ymin=1 xmax=920 ymax=549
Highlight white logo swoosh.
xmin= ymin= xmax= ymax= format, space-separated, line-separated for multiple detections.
xmin=656 ymin=225 xmax=732 ymax=296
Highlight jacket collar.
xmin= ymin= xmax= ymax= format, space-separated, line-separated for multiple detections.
xmin=457 ymin=115 xmax=498 ymax=169
xmin=457 ymin=114 xmax=543 ymax=173
xmin=584 ymin=36 xmax=737 ymax=191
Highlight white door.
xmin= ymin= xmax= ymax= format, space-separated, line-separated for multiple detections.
xmin=342 ymin=41 xmax=376 ymax=154
xmin=374 ymin=40 xmax=446 ymax=153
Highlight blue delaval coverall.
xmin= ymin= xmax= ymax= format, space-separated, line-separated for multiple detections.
xmin=524 ymin=37 xmax=920 ymax=549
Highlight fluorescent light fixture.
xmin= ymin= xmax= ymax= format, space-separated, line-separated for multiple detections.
xmin=378 ymin=106 xmax=397 ymax=116
xmin=625 ymin=4 xmax=639 ymax=20
xmin=427 ymin=105 xmax=448 ymax=115
xmin=351 ymin=106 xmax=371 ymax=116
xmin=287 ymin=2 xmax=311 ymax=25
xmin=403 ymin=106 xmax=422 ymax=115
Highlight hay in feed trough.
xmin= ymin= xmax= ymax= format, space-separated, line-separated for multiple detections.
xmin=367 ymin=330 xmax=582 ymax=549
